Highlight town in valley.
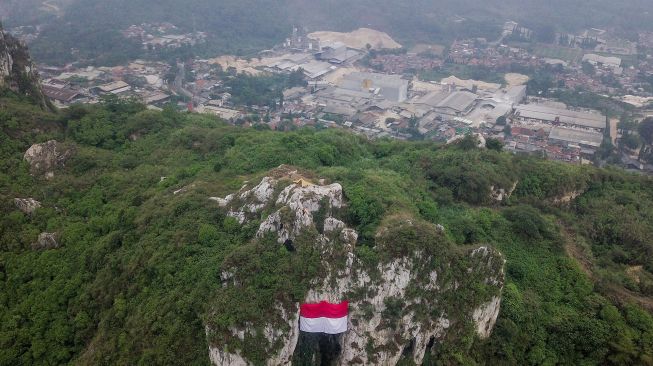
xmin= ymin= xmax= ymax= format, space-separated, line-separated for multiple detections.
xmin=9 ymin=21 xmax=653 ymax=171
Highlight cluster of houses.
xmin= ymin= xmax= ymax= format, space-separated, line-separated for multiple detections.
xmin=34 ymin=21 xmax=653 ymax=166
xmin=122 ymin=23 xmax=207 ymax=50
xmin=39 ymin=61 xmax=173 ymax=109
xmin=505 ymin=101 xmax=606 ymax=162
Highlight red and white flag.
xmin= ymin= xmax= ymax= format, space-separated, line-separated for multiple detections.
xmin=299 ymin=301 xmax=348 ymax=334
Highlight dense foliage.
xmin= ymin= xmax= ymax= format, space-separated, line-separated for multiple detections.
xmin=223 ymin=70 xmax=306 ymax=108
xmin=1 ymin=93 xmax=653 ymax=365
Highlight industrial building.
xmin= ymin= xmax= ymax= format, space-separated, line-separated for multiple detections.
xmin=514 ymin=104 xmax=606 ymax=131
xmin=42 ymin=85 xmax=83 ymax=105
xmin=465 ymin=100 xmax=512 ymax=127
xmin=549 ymin=126 xmax=604 ymax=152
xmin=316 ymin=41 xmax=360 ymax=64
xmin=314 ymin=86 xmax=381 ymax=117
xmin=491 ymin=85 xmax=527 ymax=105
xmin=340 ymin=72 xmax=409 ymax=102
xmin=93 ymin=81 xmax=131 ymax=95
xmin=582 ymin=53 xmax=622 ymax=68
xmin=300 ymin=61 xmax=336 ymax=80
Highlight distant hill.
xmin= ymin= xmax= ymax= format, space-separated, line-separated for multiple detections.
xmin=21 ymin=0 xmax=653 ymax=65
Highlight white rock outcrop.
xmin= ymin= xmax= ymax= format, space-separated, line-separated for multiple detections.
xmin=14 ymin=198 xmax=41 ymax=214
xmin=211 ymin=173 xmax=348 ymax=245
xmin=257 ymin=182 xmax=344 ymax=243
xmin=208 ymin=175 xmax=505 ymax=366
xmin=473 ymin=296 xmax=502 ymax=339
xmin=490 ymin=181 xmax=518 ymax=202
xmin=552 ymin=189 xmax=584 ymax=204
xmin=31 ymin=232 xmax=60 ymax=250
xmin=23 ymin=140 xmax=74 ymax=179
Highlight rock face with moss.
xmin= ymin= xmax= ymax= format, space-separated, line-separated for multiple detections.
xmin=207 ymin=171 xmax=505 ymax=365
xmin=23 ymin=140 xmax=75 ymax=179
xmin=0 ymin=24 xmax=47 ymax=108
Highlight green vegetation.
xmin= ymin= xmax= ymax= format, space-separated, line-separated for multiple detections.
xmin=222 ymin=70 xmax=306 ymax=108
xmin=1 ymin=92 xmax=653 ymax=365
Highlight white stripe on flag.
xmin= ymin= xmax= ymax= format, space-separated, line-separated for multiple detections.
xmin=299 ymin=316 xmax=348 ymax=334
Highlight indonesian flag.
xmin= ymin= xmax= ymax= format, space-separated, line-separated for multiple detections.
xmin=299 ymin=301 xmax=348 ymax=334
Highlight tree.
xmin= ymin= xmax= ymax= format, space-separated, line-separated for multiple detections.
xmin=496 ymin=116 xmax=507 ymax=125
xmin=486 ymin=138 xmax=503 ymax=152
xmin=534 ymin=24 xmax=556 ymax=43
xmin=618 ymin=115 xmax=638 ymax=133
xmin=621 ymin=133 xmax=641 ymax=150
xmin=582 ymin=62 xmax=596 ymax=76
xmin=502 ymin=205 xmax=553 ymax=239
xmin=639 ymin=118 xmax=653 ymax=145
xmin=596 ymin=139 xmax=615 ymax=160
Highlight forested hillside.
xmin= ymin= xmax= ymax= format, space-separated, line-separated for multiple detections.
xmin=20 ymin=0 xmax=653 ymax=65
xmin=1 ymin=90 xmax=653 ymax=365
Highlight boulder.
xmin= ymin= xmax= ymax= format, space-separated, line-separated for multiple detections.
xmin=31 ymin=232 xmax=60 ymax=250
xmin=23 ymin=140 xmax=74 ymax=179
xmin=14 ymin=198 xmax=41 ymax=214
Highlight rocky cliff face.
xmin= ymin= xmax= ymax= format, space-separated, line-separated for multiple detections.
xmin=207 ymin=166 xmax=505 ymax=365
xmin=0 ymin=24 xmax=47 ymax=108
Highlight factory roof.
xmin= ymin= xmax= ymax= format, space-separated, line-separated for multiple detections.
xmin=549 ymin=127 xmax=603 ymax=147
xmin=96 ymin=81 xmax=131 ymax=93
xmin=328 ymin=49 xmax=360 ymax=64
xmin=436 ymin=91 xmax=478 ymax=112
xmin=341 ymin=72 xmax=408 ymax=102
xmin=300 ymin=61 xmax=335 ymax=79
xmin=582 ymin=53 xmax=621 ymax=67
xmin=317 ymin=86 xmax=376 ymax=104
xmin=42 ymin=85 xmax=81 ymax=102
xmin=414 ymin=90 xmax=450 ymax=107
xmin=323 ymin=104 xmax=358 ymax=117
xmin=143 ymin=92 xmax=170 ymax=104
xmin=515 ymin=104 xmax=605 ymax=129
xmin=467 ymin=100 xmax=512 ymax=126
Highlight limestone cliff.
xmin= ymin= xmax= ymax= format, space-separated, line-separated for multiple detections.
xmin=207 ymin=167 xmax=505 ymax=365
xmin=0 ymin=23 xmax=48 ymax=108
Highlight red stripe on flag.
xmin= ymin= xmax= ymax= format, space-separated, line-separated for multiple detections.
xmin=300 ymin=301 xmax=348 ymax=319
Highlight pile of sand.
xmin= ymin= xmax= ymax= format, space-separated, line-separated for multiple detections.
xmin=411 ymin=79 xmax=445 ymax=93
xmin=207 ymin=56 xmax=261 ymax=75
xmin=308 ymin=28 xmax=402 ymax=50
xmin=504 ymin=73 xmax=530 ymax=86
xmin=440 ymin=76 xmax=501 ymax=92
